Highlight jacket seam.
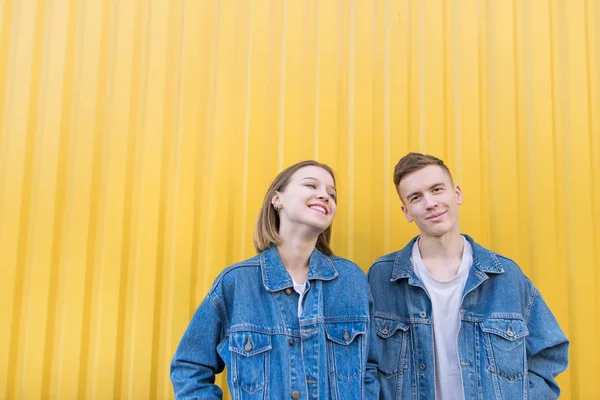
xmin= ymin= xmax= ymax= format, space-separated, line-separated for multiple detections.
xmin=208 ymin=291 xmax=230 ymax=333
xmin=369 ymin=256 xmax=396 ymax=268
xmin=209 ymin=262 xmax=261 ymax=292
xmin=524 ymin=285 xmax=538 ymax=324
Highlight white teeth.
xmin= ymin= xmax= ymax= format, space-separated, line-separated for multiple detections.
xmin=309 ymin=205 xmax=327 ymax=214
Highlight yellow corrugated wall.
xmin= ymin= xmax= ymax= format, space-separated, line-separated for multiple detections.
xmin=0 ymin=0 xmax=598 ymax=398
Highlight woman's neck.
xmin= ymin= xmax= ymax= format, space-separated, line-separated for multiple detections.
xmin=276 ymin=236 xmax=317 ymax=283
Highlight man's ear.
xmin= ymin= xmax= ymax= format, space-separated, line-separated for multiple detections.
xmin=401 ymin=204 xmax=414 ymax=223
xmin=454 ymin=185 xmax=463 ymax=205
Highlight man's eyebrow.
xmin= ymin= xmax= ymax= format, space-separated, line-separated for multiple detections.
xmin=406 ymin=190 xmax=421 ymax=199
xmin=406 ymin=183 xmax=446 ymax=199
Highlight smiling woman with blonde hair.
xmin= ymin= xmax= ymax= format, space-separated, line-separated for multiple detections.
xmin=171 ymin=160 xmax=379 ymax=399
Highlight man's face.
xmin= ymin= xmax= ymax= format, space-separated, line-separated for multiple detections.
xmin=398 ymin=165 xmax=463 ymax=239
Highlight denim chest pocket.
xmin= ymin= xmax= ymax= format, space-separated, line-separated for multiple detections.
xmin=374 ymin=317 xmax=410 ymax=378
xmin=229 ymin=331 xmax=272 ymax=395
xmin=481 ymin=318 xmax=529 ymax=382
xmin=325 ymin=322 xmax=366 ymax=381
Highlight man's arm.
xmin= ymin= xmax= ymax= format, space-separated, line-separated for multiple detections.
xmin=525 ymin=286 xmax=569 ymax=399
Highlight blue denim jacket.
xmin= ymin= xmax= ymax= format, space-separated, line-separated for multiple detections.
xmin=367 ymin=235 xmax=569 ymax=400
xmin=171 ymin=245 xmax=380 ymax=399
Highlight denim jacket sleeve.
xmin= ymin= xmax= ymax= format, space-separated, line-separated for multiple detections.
xmin=170 ymin=292 xmax=226 ymax=399
xmin=525 ymin=286 xmax=569 ymax=399
xmin=365 ymin=290 xmax=381 ymax=399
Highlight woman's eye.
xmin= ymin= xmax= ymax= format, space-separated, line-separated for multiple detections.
xmin=329 ymin=193 xmax=336 ymax=200
xmin=306 ymin=183 xmax=317 ymax=189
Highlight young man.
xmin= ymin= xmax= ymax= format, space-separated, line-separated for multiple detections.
xmin=368 ymin=153 xmax=568 ymax=400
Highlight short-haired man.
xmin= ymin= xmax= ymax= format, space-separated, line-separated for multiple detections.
xmin=368 ymin=153 xmax=569 ymax=399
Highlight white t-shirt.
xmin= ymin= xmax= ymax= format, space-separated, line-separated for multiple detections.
xmin=291 ymin=277 xmax=308 ymax=317
xmin=411 ymin=236 xmax=473 ymax=400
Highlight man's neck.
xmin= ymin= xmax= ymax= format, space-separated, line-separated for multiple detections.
xmin=418 ymin=233 xmax=463 ymax=260
xmin=417 ymin=232 xmax=464 ymax=280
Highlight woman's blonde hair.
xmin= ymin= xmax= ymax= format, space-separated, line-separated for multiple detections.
xmin=253 ymin=160 xmax=336 ymax=255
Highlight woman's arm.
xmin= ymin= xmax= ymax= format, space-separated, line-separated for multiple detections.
xmin=170 ymin=293 xmax=227 ymax=399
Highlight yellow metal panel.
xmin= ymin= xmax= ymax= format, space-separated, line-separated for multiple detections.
xmin=1 ymin=0 xmax=598 ymax=398
xmin=79 ymin=1 xmax=135 ymax=398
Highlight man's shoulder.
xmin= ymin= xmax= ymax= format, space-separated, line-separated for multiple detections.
xmin=368 ymin=249 xmax=407 ymax=279
xmin=370 ymin=250 xmax=401 ymax=267
xmin=468 ymin=237 xmax=532 ymax=284
xmin=369 ymin=236 xmax=418 ymax=272
xmin=492 ymin=252 xmax=532 ymax=282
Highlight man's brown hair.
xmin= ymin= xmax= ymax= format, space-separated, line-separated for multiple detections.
xmin=393 ymin=152 xmax=453 ymax=198
xmin=254 ymin=160 xmax=336 ymax=255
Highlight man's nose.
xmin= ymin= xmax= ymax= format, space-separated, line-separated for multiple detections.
xmin=424 ymin=194 xmax=438 ymax=209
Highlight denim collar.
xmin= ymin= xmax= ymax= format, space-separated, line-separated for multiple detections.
xmin=260 ymin=245 xmax=338 ymax=292
xmin=390 ymin=234 xmax=504 ymax=281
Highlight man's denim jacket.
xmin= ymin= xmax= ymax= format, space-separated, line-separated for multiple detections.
xmin=171 ymin=245 xmax=380 ymax=399
xmin=367 ymin=235 xmax=569 ymax=400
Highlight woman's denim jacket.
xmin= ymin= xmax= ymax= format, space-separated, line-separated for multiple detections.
xmin=171 ymin=245 xmax=380 ymax=399
xmin=367 ymin=235 xmax=569 ymax=400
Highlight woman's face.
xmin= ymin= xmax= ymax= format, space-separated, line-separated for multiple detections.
xmin=273 ymin=166 xmax=337 ymax=235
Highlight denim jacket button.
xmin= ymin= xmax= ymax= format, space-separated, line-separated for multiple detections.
xmin=289 ymin=338 xmax=296 ymax=346
xmin=419 ymin=311 xmax=427 ymax=318
xmin=292 ymin=391 xmax=300 ymax=399
xmin=382 ymin=326 xmax=389 ymax=335
xmin=507 ymin=326 xmax=514 ymax=337
xmin=419 ymin=363 xmax=426 ymax=371
xmin=343 ymin=329 xmax=350 ymax=341
xmin=244 ymin=338 xmax=252 ymax=352
xmin=285 ymin=288 xmax=293 ymax=295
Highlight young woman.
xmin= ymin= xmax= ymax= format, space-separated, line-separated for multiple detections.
xmin=170 ymin=160 xmax=379 ymax=399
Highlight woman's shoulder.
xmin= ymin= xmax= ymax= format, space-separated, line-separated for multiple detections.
xmin=209 ymin=253 xmax=263 ymax=292
xmin=330 ymin=254 xmax=364 ymax=270
xmin=329 ymin=255 xmax=368 ymax=281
